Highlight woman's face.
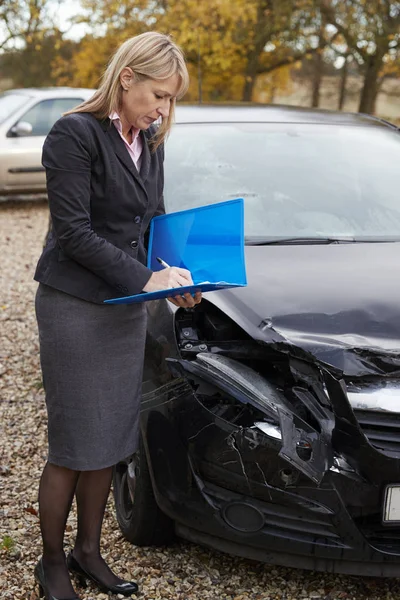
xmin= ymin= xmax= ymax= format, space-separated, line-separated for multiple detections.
xmin=119 ymin=68 xmax=181 ymax=130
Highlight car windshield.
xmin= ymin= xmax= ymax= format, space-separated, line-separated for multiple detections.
xmin=0 ymin=93 xmax=30 ymax=124
xmin=164 ymin=122 xmax=400 ymax=242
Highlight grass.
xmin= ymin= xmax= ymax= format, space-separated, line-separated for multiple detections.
xmin=33 ymin=378 xmax=44 ymax=390
xmin=1 ymin=535 xmax=15 ymax=552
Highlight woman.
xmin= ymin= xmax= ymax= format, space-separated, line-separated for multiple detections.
xmin=33 ymin=31 xmax=201 ymax=599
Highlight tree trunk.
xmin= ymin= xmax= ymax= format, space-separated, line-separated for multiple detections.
xmin=241 ymin=0 xmax=271 ymax=102
xmin=338 ymin=55 xmax=348 ymax=110
xmin=311 ymin=50 xmax=324 ymax=107
xmin=311 ymin=16 xmax=326 ymax=108
xmin=242 ymin=37 xmax=267 ymax=101
xmin=197 ymin=31 xmax=202 ymax=104
xmin=358 ymin=50 xmax=385 ymax=114
xmin=241 ymin=27 xmax=267 ymax=102
xmin=242 ymin=73 xmax=257 ymax=102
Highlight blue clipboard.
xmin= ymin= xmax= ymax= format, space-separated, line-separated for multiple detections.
xmin=104 ymin=198 xmax=247 ymax=304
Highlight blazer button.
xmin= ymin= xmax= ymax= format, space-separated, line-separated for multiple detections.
xmin=134 ymin=216 xmax=141 ymax=224
xmin=130 ymin=240 xmax=138 ymax=249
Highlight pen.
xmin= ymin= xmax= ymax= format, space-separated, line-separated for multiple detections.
xmin=156 ymin=256 xmax=193 ymax=297
xmin=156 ymin=256 xmax=171 ymax=269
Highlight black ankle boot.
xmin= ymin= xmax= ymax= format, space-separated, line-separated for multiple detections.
xmin=34 ymin=558 xmax=80 ymax=600
xmin=67 ymin=552 xmax=138 ymax=596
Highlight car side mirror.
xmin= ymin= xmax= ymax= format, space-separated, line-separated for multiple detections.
xmin=10 ymin=121 xmax=33 ymax=136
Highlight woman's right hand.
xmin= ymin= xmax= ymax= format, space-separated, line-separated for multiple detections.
xmin=142 ymin=267 xmax=193 ymax=292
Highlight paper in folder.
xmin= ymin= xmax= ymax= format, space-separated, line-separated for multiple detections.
xmin=104 ymin=198 xmax=247 ymax=304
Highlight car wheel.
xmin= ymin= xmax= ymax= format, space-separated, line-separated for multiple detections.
xmin=112 ymin=434 xmax=175 ymax=546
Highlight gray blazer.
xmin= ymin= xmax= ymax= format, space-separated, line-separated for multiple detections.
xmin=34 ymin=112 xmax=165 ymax=303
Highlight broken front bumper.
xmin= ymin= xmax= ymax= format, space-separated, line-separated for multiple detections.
xmin=140 ymin=353 xmax=400 ymax=577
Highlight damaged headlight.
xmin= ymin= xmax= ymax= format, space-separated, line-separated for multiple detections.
xmin=195 ymin=353 xmax=286 ymax=417
xmin=170 ymin=353 xmax=334 ymax=483
xmin=170 ymin=352 xmax=288 ymax=441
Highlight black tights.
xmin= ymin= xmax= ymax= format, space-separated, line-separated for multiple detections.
xmin=39 ymin=462 xmax=125 ymax=598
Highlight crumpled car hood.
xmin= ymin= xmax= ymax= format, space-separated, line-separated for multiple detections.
xmin=206 ymin=242 xmax=400 ymax=377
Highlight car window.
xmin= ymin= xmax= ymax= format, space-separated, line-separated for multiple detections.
xmin=164 ymin=122 xmax=400 ymax=240
xmin=0 ymin=93 xmax=30 ymax=124
xmin=15 ymin=97 xmax=84 ymax=136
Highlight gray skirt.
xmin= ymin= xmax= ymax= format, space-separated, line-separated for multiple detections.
xmin=35 ymin=283 xmax=147 ymax=471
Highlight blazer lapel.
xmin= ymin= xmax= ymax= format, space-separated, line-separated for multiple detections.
xmin=139 ymin=130 xmax=151 ymax=182
xmin=101 ymin=119 xmax=148 ymax=196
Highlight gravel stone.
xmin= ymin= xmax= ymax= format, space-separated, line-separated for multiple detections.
xmin=1 ymin=200 xmax=400 ymax=599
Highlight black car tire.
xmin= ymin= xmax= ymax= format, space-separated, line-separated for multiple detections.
xmin=112 ymin=434 xmax=175 ymax=546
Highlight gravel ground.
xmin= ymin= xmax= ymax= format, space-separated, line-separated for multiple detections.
xmin=1 ymin=200 xmax=400 ymax=600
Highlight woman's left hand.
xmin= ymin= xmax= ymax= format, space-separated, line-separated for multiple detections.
xmin=167 ymin=291 xmax=202 ymax=308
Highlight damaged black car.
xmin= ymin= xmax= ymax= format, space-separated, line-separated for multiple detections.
xmin=113 ymin=105 xmax=400 ymax=576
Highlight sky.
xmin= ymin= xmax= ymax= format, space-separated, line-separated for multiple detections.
xmin=51 ymin=0 xmax=91 ymax=41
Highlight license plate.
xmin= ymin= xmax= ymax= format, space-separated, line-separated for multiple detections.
xmin=383 ymin=485 xmax=400 ymax=522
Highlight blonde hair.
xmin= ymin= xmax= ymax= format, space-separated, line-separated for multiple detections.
xmin=66 ymin=32 xmax=189 ymax=150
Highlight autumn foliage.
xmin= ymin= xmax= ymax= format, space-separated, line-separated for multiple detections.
xmin=0 ymin=0 xmax=399 ymax=114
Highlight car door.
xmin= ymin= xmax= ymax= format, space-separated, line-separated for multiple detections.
xmin=4 ymin=96 xmax=85 ymax=193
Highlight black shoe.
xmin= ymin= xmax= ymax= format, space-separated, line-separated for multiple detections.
xmin=66 ymin=552 xmax=138 ymax=596
xmin=34 ymin=558 xmax=80 ymax=600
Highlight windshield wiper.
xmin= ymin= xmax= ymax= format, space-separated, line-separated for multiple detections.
xmin=245 ymin=236 xmax=399 ymax=246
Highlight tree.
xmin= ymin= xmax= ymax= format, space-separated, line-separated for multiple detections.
xmin=321 ymin=0 xmax=400 ymax=114
xmin=0 ymin=0 xmax=79 ymax=88
xmin=156 ymin=0 xmax=250 ymax=101
xmin=1 ymin=31 xmax=78 ymax=87
xmin=337 ymin=52 xmax=351 ymax=109
xmin=158 ymin=0 xmax=325 ymax=102
xmin=0 ymin=0 xmax=53 ymax=50
xmin=70 ymin=0 xmax=321 ymax=102
xmin=66 ymin=0 xmax=162 ymax=88
xmin=309 ymin=6 xmax=331 ymax=107
xmin=238 ymin=0 xmax=318 ymax=101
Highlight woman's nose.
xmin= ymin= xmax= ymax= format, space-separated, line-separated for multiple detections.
xmin=157 ymin=99 xmax=170 ymax=118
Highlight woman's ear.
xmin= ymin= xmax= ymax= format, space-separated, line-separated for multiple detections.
xmin=120 ymin=67 xmax=134 ymax=91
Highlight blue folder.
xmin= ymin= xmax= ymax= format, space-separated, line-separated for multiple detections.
xmin=104 ymin=198 xmax=247 ymax=304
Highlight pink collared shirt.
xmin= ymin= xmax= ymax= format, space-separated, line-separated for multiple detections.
xmin=109 ymin=112 xmax=143 ymax=171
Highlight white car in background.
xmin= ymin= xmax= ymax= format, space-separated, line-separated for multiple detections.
xmin=0 ymin=87 xmax=94 ymax=195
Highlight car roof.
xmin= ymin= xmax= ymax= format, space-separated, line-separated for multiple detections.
xmin=174 ymin=104 xmax=398 ymax=130
xmin=2 ymin=90 xmax=396 ymax=131
xmin=2 ymin=87 xmax=95 ymax=99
